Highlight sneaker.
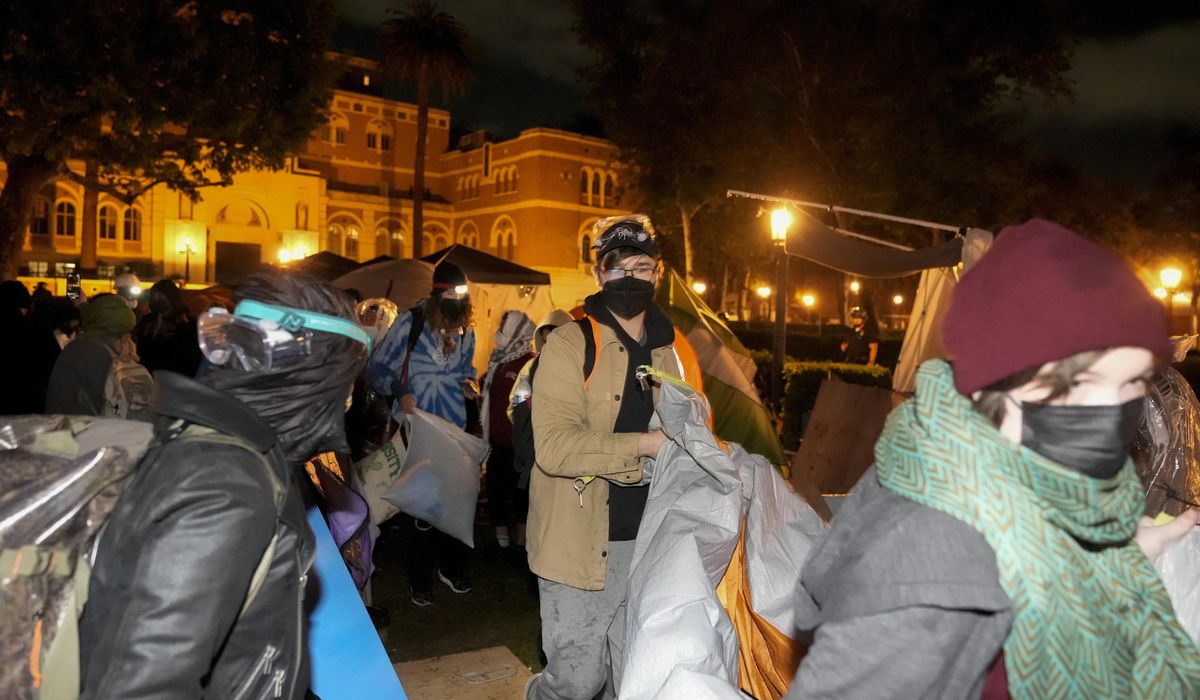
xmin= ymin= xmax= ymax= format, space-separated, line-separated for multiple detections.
xmin=523 ymin=671 xmax=542 ymax=700
xmin=496 ymin=529 xmax=510 ymax=548
xmin=409 ymin=586 xmax=433 ymax=607
xmin=437 ymin=569 xmax=473 ymax=594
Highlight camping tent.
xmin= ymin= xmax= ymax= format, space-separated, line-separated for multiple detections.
xmin=334 ymin=245 xmax=556 ymax=378
xmin=288 ymin=251 xmax=364 ymax=281
xmin=656 ymin=270 xmax=788 ymax=466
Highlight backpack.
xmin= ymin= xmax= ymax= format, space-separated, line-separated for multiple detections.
xmin=511 ymin=317 xmax=599 ymax=479
xmin=96 ymin=341 xmax=153 ymax=419
xmin=0 ymin=417 xmax=284 ymax=700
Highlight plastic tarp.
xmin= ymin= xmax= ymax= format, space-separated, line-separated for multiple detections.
xmin=784 ymin=214 xmax=962 ymax=278
xmin=332 ymin=259 xmax=436 ymax=309
xmin=421 ymin=244 xmax=551 ymax=286
xmin=0 ymin=416 xmax=154 ymax=699
xmin=287 ymin=251 xmax=363 ymax=281
xmin=618 ymin=379 xmax=824 ymax=699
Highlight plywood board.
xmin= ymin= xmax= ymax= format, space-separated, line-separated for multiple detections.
xmin=394 ymin=646 xmax=532 ymax=700
xmin=791 ymin=380 xmax=905 ymax=495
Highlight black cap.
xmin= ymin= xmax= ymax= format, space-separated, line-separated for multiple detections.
xmin=592 ymin=215 xmax=660 ymax=260
xmin=432 ymin=261 xmax=468 ymax=292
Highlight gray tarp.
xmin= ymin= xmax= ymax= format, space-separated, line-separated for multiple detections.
xmin=617 ymin=378 xmax=824 ymax=699
xmin=784 ymin=215 xmax=962 ymax=278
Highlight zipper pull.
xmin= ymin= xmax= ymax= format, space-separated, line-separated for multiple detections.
xmin=272 ymin=669 xmax=286 ymax=697
xmin=573 ymin=477 xmax=586 ymax=508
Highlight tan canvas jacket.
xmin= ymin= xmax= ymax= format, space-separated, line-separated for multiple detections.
xmin=528 ymin=318 xmax=682 ymax=590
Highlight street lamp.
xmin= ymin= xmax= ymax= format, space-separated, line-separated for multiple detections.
xmin=849 ymin=280 xmax=861 ymax=294
xmin=1161 ymin=267 xmax=1182 ymax=328
xmin=893 ymin=294 xmax=904 ymax=305
xmin=801 ymin=293 xmax=815 ymax=308
xmin=177 ymin=240 xmax=196 ymax=283
xmin=692 ymin=280 xmax=708 ymax=295
xmin=768 ymin=207 xmax=791 ymax=415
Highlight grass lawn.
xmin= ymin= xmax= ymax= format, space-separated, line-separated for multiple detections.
xmin=371 ymin=516 xmax=544 ymax=671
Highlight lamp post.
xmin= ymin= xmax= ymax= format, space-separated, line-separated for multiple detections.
xmin=691 ymin=280 xmax=708 ymax=296
xmin=770 ymin=207 xmax=792 ymax=414
xmin=1162 ymin=267 xmax=1182 ymax=332
xmin=177 ymin=241 xmax=196 ymax=283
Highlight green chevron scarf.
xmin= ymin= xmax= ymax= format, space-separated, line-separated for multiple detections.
xmin=876 ymin=360 xmax=1200 ymax=699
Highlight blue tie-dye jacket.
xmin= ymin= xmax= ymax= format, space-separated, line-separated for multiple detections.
xmin=367 ymin=308 xmax=476 ymax=428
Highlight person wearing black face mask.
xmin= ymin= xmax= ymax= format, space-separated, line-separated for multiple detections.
xmin=524 ymin=215 xmax=682 ymax=700
xmin=785 ymin=220 xmax=1200 ymax=700
xmin=367 ymin=260 xmax=477 ymax=607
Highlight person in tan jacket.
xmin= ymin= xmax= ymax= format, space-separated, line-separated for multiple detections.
xmin=525 ymin=215 xmax=681 ymax=700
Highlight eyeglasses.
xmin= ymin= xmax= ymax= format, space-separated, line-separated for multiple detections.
xmin=602 ymin=263 xmax=659 ymax=282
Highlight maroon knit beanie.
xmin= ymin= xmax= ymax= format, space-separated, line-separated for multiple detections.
xmin=943 ymin=219 xmax=1171 ymax=396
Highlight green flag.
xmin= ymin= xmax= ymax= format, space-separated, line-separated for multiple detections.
xmin=656 ymin=270 xmax=787 ymax=466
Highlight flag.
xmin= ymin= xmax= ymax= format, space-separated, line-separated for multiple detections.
xmin=656 ymin=270 xmax=788 ymax=466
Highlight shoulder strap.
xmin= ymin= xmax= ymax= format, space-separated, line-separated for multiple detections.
xmin=400 ymin=306 xmax=425 ymax=389
xmin=575 ymin=316 xmax=601 ymax=390
xmin=168 ymin=425 xmax=283 ymax=618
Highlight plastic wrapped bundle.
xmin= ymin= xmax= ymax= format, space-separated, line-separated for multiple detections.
xmin=618 ymin=372 xmax=825 ymax=700
xmin=1134 ymin=368 xmax=1200 ymax=516
xmin=0 ymin=416 xmax=153 ymax=699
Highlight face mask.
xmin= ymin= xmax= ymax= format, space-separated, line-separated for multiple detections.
xmin=1019 ymin=398 xmax=1144 ymax=479
xmin=601 ymin=277 xmax=655 ymax=319
xmin=439 ymin=298 xmax=468 ymax=321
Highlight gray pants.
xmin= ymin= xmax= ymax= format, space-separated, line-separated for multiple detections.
xmin=529 ymin=540 xmax=636 ymax=700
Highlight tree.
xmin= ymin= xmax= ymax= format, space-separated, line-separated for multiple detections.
xmin=0 ymin=0 xmax=337 ymax=278
xmin=383 ymin=0 xmax=471 ymax=258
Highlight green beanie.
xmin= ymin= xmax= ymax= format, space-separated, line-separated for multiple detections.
xmin=82 ymin=293 xmax=137 ymax=337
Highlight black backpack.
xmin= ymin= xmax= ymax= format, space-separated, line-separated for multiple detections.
xmin=511 ymin=317 xmax=598 ymax=481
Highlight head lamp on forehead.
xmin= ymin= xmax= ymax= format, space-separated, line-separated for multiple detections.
xmin=592 ymin=214 xmax=660 ymax=259
xmin=197 ymin=299 xmax=371 ymax=373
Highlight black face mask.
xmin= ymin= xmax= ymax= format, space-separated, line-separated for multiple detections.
xmin=1019 ymin=398 xmax=1145 ymax=479
xmin=439 ymin=298 xmax=469 ymax=324
xmin=601 ymin=277 xmax=655 ymax=319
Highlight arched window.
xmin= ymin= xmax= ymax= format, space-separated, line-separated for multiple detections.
xmin=375 ymin=228 xmax=390 ymax=257
xmin=327 ymin=223 xmax=344 ymax=254
xmin=492 ymin=217 xmax=517 ymax=260
xmin=123 ymin=208 xmax=142 ymax=242
xmin=323 ymin=113 xmax=349 ymax=145
xmin=98 ymin=205 xmax=118 ymax=240
xmin=390 ymin=229 xmax=405 ymax=257
xmin=505 ymin=233 xmax=516 ymax=261
xmin=458 ymin=221 xmax=479 ymax=248
xmin=483 ymin=143 xmax=492 ymax=177
xmin=510 ymin=168 xmax=518 ymax=192
xmin=591 ymin=175 xmax=601 ymax=199
xmin=581 ymin=234 xmax=592 ymax=264
xmin=55 ymin=202 xmax=76 ymax=237
xmin=367 ymin=120 xmax=393 ymax=151
xmin=580 ymin=169 xmax=590 ymax=195
xmin=30 ymin=198 xmax=50 ymax=235
xmin=345 ymin=226 xmax=360 ymax=259
xmin=604 ymin=174 xmax=615 ymax=202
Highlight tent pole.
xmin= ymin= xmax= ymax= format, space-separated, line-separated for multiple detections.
xmin=727 ymin=189 xmax=964 ymax=234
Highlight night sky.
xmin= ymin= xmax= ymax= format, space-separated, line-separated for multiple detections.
xmin=336 ymin=1 xmax=1200 ymax=184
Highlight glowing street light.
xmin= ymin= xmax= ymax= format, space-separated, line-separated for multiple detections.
xmin=849 ymin=280 xmax=861 ymax=294
xmin=893 ymin=294 xmax=904 ymax=305
xmin=770 ymin=207 xmax=792 ymax=246
xmin=1161 ymin=267 xmax=1183 ymax=324
xmin=1154 ymin=287 xmax=1168 ymax=299
xmin=691 ymin=280 xmax=708 ymax=295
xmin=756 ymin=285 xmax=773 ymax=299
xmin=801 ymin=293 xmax=816 ymax=308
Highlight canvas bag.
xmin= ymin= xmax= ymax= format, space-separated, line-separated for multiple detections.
xmin=358 ymin=409 xmax=487 ymax=546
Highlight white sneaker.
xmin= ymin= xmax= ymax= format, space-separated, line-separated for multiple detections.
xmin=496 ymin=530 xmax=510 ymax=548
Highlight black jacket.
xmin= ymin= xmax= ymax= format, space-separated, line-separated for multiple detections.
xmin=80 ymin=371 xmax=316 ymax=700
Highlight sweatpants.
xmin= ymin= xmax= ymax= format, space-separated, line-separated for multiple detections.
xmin=529 ymin=539 xmax=636 ymax=700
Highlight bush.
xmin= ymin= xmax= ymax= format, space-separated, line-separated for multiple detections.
xmin=780 ymin=361 xmax=893 ymax=449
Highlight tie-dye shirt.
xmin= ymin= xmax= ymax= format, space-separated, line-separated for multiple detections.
xmin=367 ymin=308 xmax=476 ymax=428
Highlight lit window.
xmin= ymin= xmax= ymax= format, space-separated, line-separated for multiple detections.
xmin=327 ymin=223 xmax=344 ymax=254
xmin=29 ymin=261 xmax=48 ymax=276
xmin=123 ymin=208 xmax=142 ymax=241
xmin=54 ymin=262 xmax=76 ymax=277
xmin=390 ymin=230 xmax=404 ymax=257
xmin=55 ymin=202 xmax=76 ymax=236
xmin=98 ymin=206 xmax=118 ymax=240
xmin=30 ymin=199 xmax=50 ymax=234
xmin=345 ymin=226 xmax=360 ymax=259
xmin=375 ymin=228 xmax=389 ymax=256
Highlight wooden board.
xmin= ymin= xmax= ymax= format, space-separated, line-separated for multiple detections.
xmin=394 ymin=646 xmax=532 ymax=700
xmin=790 ymin=380 xmax=905 ymax=495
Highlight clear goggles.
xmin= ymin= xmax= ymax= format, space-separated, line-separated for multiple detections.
xmin=198 ymin=300 xmax=372 ymax=372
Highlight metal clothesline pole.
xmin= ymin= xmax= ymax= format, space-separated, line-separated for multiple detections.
xmin=726 ymin=189 xmax=965 ymax=234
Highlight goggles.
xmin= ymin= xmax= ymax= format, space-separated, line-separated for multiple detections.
xmin=198 ymin=300 xmax=372 ymax=372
